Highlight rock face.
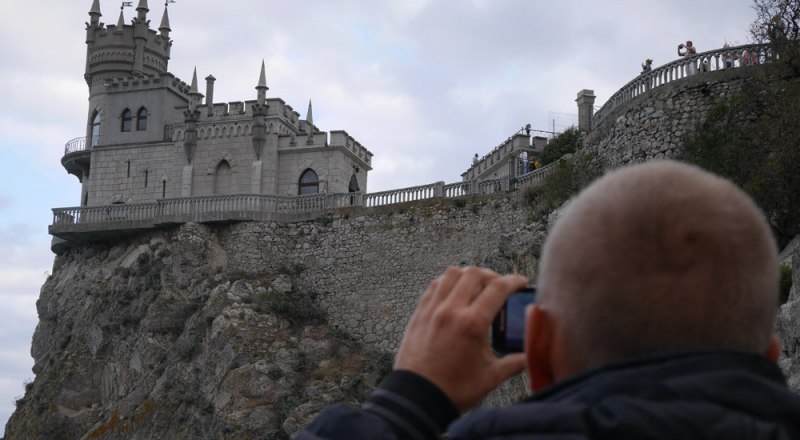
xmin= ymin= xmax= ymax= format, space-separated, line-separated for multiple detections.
xmin=779 ymin=252 xmax=800 ymax=393
xmin=5 ymin=197 xmax=544 ymax=439
xmin=6 ymin=187 xmax=800 ymax=438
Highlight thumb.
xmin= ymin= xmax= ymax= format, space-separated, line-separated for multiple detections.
xmin=491 ymin=353 xmax=526 ymax=382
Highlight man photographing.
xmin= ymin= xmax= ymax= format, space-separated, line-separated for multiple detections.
xmin=298 ymin=160 xmax=800 ymax=439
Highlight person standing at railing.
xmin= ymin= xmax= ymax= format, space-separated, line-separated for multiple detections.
xmin=678 ymin=40 xmax=697 ymax=75
xmin=722 ymin=43 xmax=737 ymax=69
xmin=641 ymin=58 xmax=653 ymax=73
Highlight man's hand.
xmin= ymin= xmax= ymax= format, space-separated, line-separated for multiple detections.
xmin=394 ymin=266 xmax=529 ymax=412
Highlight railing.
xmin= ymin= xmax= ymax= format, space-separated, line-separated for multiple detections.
xmin=592 ymin=43 xmax=770 ymax=127
xmin=512 ymin=160 xmax=561 ymax=190
xmin=364 ymin=183 xmax=438 ymax=207
xmin=64 ymin=137 xmax=90 ymax=155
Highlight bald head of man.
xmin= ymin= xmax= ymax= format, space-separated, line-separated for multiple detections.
xmin=526 ymin=160 xmax=780 ymax=390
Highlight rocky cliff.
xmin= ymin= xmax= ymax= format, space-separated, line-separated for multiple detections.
xmin=5 ymin=196 xmax=545 ymax=439
xmin=5 ymin=190 xmax=800 ymax=438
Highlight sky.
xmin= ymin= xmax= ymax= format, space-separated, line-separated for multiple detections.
xmin=0 ymin=0 xmax=757 ymax=434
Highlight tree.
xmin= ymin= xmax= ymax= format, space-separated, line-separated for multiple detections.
xmin=540 ymin=126 xmax=582 ymax=165
xmin=683 ymin=79 xmax=800 ymax=248
xmin=751 ymin=0 xmax=800 ymax=73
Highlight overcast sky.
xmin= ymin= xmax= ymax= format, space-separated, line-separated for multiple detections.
xmin=0 ymin=0 xmax=756 ymax=434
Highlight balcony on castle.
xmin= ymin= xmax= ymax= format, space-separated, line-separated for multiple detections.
xmin=62 ymin=136 xmax=92 ymax=181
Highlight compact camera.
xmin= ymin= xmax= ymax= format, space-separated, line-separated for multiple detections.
xmin=491 ymin=287 xmax=536 ymax=354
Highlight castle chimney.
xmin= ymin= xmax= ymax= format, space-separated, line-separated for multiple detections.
xmin=205 ymin=75 xmax=216 ymax=113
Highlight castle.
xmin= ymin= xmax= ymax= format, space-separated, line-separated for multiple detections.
xmin=65 ymin=0 xmax=374 ymax=208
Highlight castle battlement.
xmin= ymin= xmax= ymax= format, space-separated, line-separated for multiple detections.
xmin=93 ymin=72 xmax=190 ymax=96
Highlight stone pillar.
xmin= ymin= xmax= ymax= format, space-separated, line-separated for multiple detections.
xmin=251 ymin=160 xmax=263 ymax=193
xmin=576 ymin=89 xmax=596 ymax=133
xmin=434 ymin=181 xmax=445 ymax=197
xmin=181 ymin=165 xmax=193 ymax=197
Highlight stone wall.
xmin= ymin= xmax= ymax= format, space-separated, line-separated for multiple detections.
xmin=219 ymin=195 xmax=540 ymax=351
xmin=585 ymin=67 xmax=755 ymax=168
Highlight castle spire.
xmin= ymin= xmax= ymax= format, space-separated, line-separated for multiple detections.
xmin=306 ymin=100 xmax=314 ymax=126
xmin=189 ymin=67 xmax=199 ymax=111
xmin=89 ymin=0 xmax=102 ymax=25
xmin=116 ymin=8 xmax=126 ymax=30
xmin=159 ymin=5 xmax=171 ymax=37
xmin=256 ymin=60 xmax=269 ymax=105
xmin=136 ymin=0 xmax=149 ymax=20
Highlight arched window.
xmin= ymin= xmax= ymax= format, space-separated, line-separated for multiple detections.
xmin=298 ymin=169 xmax=319 ymax=195
xmin=348 ymin=174 xmax=360 ymax=193
xmin=90 ymin=111 xmax=101 ymax=147
xmin=121 ymin=109 xmax=132 ymax=132
xmin=136 ymin=107 xmax=148 ymax=131
xmin=214 ymin=160 xmax=232 ymax=195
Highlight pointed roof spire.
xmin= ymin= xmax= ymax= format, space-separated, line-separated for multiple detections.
xmin=159 ymin=5 xmax=171 ymax=36
xmin=258 ymin=60 xmax=267 ymax=88
xmin=306 ymin=100 xmax=314 ymax=126
xmin=89 ymin=0 xmax=102 ymax=16
xmin=256 ymin=60 xmax=269 ymax=105
xmin=117 ymin=8 xmax=126 ymax=29
xmin=190 ymin=67 xmax=198 ymax=93
xmin=136 ymin=0 xmax=149 ymax=20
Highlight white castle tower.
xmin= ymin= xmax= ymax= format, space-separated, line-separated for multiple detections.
xmin=64 ymin=0 xmax=373 ymax=208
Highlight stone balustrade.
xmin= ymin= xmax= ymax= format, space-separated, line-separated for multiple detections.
xmin=50 ymin=160 xmax=561 ymax=245
xmin=512 ymin=160 xmax=561 ymax=190
xmin=364 ymin=182 xmax=440 ymax=207
xmin=592 ymin=43 xmax=770 ymax=127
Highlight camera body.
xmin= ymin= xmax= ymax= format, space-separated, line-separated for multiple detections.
xmin=491 ymin=287 xmax=536 ymax=354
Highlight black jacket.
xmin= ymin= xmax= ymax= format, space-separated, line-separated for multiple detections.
xmin=298 ymin=351 xmax=800 ymax=439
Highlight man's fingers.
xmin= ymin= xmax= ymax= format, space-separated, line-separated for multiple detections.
xmin=471 ymin=274 xmax=529 ymax=321
xmin=445 ymin=266 xmax=500 ymax=307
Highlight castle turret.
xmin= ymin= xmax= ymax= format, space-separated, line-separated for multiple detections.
xmin=306 ymin=100 xmax=314 ymax=127
xmin=88 ymin=0 xmax=101 ymax=26
xmin=159 ymin=5 xmax=171 ymax=39
xmin=136 ymin=0 xmax=149 ymax=20
xmin=84 ymin=0 xmax=170 ymax=86
xmin=256 ymin=60 xmax=269 ymax=105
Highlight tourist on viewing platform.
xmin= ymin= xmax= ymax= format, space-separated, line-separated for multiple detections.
xmin=641 ymin=58 xmax=653 ymax=73
xmin=742 ymin=48 xmax=754 ymax=66
xmin=472 ymin=153 xmax=479 ymax=165
xmin=723 ymin=43 xmax=737 ymax=68
xmin=298 ymin=161 xmax=800 ymax=439
xmin=678 ymin=40 xmax=698 ymax=74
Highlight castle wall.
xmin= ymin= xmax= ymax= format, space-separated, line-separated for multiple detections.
xmin=87 ymin=143 xmax=182 ymax=205
xmin=212 ymin=195 xmax=536 ymax=351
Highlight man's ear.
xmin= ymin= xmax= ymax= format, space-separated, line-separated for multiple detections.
xmin=525 ymin=305 xmax=555 ymax=392
xmin=764 ymin=333 xmax=781 ymax=363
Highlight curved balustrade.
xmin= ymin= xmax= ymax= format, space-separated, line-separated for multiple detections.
xmin=592 ymin=43 xmax=770 ymax=127
xmin=512 ymin=160 xmax=560 ymax=190
xmin=443 ymin=181 xmax=471 ymax=198
xmin=64 ymin=137 xmax=89 ymax=155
